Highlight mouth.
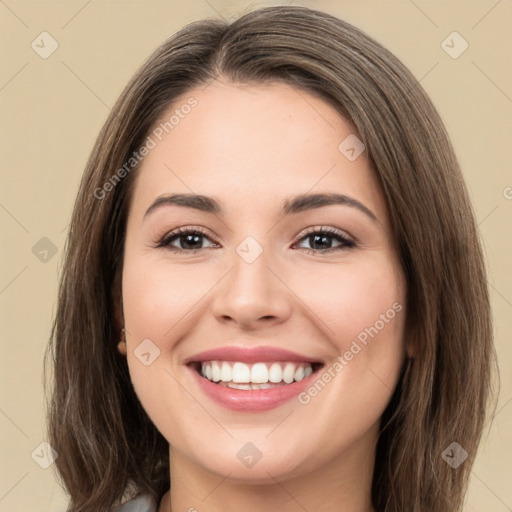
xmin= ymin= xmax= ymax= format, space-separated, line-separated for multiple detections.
xmin=188 ymin=360 xmax=324 ymax=390
xmin=183 ymin=345 xmax=325 ymax=411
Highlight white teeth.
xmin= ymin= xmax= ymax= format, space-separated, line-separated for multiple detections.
xmin=232 ymin=362 xmax=251 ymax=383
xmin=269 ymin=362 xmax=283 ymax=383
xmin=219 ymin=382 xmax=277 ymax=390
xmin=283 ymin=363 xmax=295 ymax=383
xmin=294 ymin=366 xmax=305 ymax=381
xmin=250 ymin=362 xmax=269 ymax=383
xmin=198 ymin=361 xmax=318 ymax=385
xmin=221 ymin=361 xmax=231 ymax=382
xmin=212 ymin=361 xmax=222 ymax=382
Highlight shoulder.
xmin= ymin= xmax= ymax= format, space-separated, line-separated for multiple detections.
xmin=113 ymin=494 xmax=158 ymax=512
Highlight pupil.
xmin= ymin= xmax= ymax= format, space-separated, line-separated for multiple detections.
xmin=311 ymin=234 xmax=331 ymax=249
xmin=183 ymin=234 xmax=201 ymax=249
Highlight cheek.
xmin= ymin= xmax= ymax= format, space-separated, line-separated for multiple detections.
xmin=295 ymin=254 xmax=406 ymax=402
xmin=289 ymin=260 xmax=405 ymax=458
xmin=295 ymin=255 xmax=405 ymax=348
xmin=121 ymin=255 xmax=221 ymax=419
xmin=122 ymin=255 xmax=210 ymax=339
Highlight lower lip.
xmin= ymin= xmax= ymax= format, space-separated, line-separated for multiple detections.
xmin=187 ymin=364 xmax=321 ymax=412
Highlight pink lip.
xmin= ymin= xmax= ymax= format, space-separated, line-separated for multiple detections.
xmin=186 ymin=363 xmax=322 ymax=412
xmin=183 ymin=345 xmax=323 ymax=365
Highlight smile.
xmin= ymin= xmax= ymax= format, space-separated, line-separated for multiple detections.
xmin=183 ymin=345 xmax=325 ymax=411
xmin=195 ymin=360 xmax=320 ymax=389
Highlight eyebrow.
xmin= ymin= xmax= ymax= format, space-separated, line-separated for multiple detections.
xmin=143 ymin=192 xmax=378 ymax=222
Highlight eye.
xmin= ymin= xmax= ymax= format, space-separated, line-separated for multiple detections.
xmin=155 ymin=225 xmax=356 ymax=254
xmin=293 ymin=227 xmax=356 ymax=254
xmin=156 ymin=226 xmax=218 ymax=252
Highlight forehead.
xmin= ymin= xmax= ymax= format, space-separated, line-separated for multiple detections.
xmin=128 ymin=80 xmax=387 ymax=223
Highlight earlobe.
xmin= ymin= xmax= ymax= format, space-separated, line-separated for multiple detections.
xmin=117 ymin=328 xmax=127 ymax=356
xmin=113 ymin=290 xmax=126 ymax=356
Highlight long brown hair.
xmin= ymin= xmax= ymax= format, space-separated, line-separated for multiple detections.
xmin=45 ymin=5 xmax=495 ymax=511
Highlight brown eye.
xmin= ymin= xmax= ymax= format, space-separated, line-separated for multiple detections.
xmin=294 ymin=227 xmax=355 ymax=254
xmin=157 ymin=227 xmax=217 ymax=252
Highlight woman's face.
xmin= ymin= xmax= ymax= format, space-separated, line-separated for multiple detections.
xmin=121 ymin=79 xmax=407 ymax=482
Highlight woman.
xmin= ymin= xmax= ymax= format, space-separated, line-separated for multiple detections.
xmin=45 ymin=5 xmax=495 ymax=512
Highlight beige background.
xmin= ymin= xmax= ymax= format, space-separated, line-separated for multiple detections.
xmin=0 ymin=1 xmax=511 ymax=511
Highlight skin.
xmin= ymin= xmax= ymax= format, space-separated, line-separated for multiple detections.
xmin=119 ymin=79 xmax=407 ymax=512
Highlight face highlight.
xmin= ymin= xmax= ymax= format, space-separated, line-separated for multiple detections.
xmin=120 ymin=80 xmax=407 ymax=485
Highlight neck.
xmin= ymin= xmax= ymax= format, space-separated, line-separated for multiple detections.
xmin=159 ymin=428 xmax=377 ymax=512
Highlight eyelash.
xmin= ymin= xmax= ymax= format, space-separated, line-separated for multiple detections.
xmin=155 ymin=225 xmax=356 ymax=255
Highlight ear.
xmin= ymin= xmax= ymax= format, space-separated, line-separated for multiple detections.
xmin=405 ymin=339 xmax=415 ymax=359
xmin=117 ymin=333 xmax=127 ymax=356
xmin=113 ymin=289 xmax=127 ymax=356
xmin=404 ymin=315 xmax=416 ymax=359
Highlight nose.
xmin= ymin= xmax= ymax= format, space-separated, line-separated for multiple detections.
xmin=210 ymin=244 xmax=292 ymax=330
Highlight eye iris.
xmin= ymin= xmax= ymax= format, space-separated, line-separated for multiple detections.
xmin=310 ymin=233 xmax=332 ymax=250
xmin=181 ymin=233 xmax=202 ymax=249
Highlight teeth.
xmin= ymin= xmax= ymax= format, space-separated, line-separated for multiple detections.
xmin=283 ymin=363 xmax=295 ymax=383
xmin=294 ymin=366 xmax=305 ymax=381
xmin=218 ymin=382 xmax=279 ymax=390
xmin=221 ymin=361 xmax=231 ymax=382
xmin=199 ymin=361 xmax=317 ymax=385
xmin=232 ymin=362 xmax=251 ymax=383
xmin=269 ymin=362 xmax=282 ymax=383
xmin=212 ymin=361 xmax=222 ymax=382
xmin=251 ymin=362 xmax=268 ymax=383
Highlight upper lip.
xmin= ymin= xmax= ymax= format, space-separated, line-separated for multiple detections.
xmin=183 ymin=346 xmax=324 ymax=365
